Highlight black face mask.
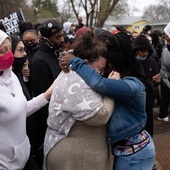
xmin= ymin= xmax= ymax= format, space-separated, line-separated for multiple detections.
xmin=167 ymin=45 xmax=170 ymax=52
xmin=24 ymin=42 xmax=38 ymax=52
xmin=13 ymin=57 xmax=26 ymax=71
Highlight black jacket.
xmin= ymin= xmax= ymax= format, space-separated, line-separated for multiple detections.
xmin=31 ymin=42 xmax=61 ymax=156
xmin=31 ymin=42 xmax=61 ymax=97
xmin=140 ymin=57 xmax=158 ymax=82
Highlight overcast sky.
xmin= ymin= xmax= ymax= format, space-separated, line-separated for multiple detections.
xmin=128 ymin=0 xmax=159 ymax=16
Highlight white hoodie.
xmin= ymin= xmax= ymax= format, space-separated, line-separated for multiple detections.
xmin=0 ymin=67 xmax=48 ymax=169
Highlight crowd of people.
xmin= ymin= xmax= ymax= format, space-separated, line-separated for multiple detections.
xmin=0 ymin=16 xmax=170 ymax=170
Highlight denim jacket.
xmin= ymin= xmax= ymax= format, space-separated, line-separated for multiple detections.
xmin=69 ymin=57 xmax=147 ymax=143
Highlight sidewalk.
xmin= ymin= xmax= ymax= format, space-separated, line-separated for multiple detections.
xmin=153 ymin=107 xmax=170 ymax=170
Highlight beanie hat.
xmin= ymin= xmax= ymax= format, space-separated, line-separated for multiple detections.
xmin=111 ymin=29 xmax=120 ymax=34
xmin=40 ymin=20 xmax=62 ymax=38
xmin=75 ymin=26 xmax=91 ymax=39
xmin=164 ymin=22 xmax=170 ymax=38
xmin=10 ymin=35 xmax=21 ymax=54
xmin=0 ymin=30 xmax=9 ymax=46
xmin=132 ymin=35 xmax=153 ymax=55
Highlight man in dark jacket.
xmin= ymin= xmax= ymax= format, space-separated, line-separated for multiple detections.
xmin=133 ymin=35 xmax=160 ymax=137
xmin=133 ymin=35 xmax=160 ymax=170
xmin=31 ymin=19 xmax=64 ymax=168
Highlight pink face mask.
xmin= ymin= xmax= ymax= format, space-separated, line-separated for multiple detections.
xmin=0 ymin=51 xmax=14 ymax=70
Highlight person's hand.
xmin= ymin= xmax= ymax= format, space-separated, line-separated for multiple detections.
xmin=21 ymin=60 xmax=30 ymax=77
xmin=152 ymin=74 xmax=161 ymax=83
xmin=108 ymin=71 xmax=120 ymax=80
xmin=44 ymin=81 xmax=55 ymax=101
xmin=59 ymin=50 xmax=75 ymax=73
xmin=78 ymin=16 xmax=83 ymax=23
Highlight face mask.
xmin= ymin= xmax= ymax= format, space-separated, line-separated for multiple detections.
xmin=167 ymin=45 xmax=170 ymax=52
xmin=0 ymin=51 xmax=14 ymax=70
xmin=24 ymin=42 xmax=38 ymax=51
xmin=136 ymin=55 xmax=147 ymax=61
xmin=13 ymin=56 xmax=26 ymax=70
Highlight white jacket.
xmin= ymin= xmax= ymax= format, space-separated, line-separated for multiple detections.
xmin=0 ymin=67 xmax=48 ymax=170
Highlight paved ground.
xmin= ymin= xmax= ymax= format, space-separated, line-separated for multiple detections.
xmin=153 ymin=107 xmax=170 ymax=170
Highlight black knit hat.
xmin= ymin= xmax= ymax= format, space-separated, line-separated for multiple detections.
xmin=10 ymin=35 xmax=21 ymax=54
xmin=132 ymin=35 xmax=153 ymax=55
xmin=40 ymin=20 xmax=62 ymax=38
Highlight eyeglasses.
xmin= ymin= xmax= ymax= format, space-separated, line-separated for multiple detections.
xmin=16 ymin=48 xmax=26 ymax=54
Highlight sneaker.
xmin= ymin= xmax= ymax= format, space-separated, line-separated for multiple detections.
xmin=152 ymin=163 xmax=157 ymax=170
xmin=158 ymin=116 xmax=169 ymax=122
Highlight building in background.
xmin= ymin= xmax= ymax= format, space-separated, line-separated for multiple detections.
xmin=104 ymin=16 xmax=149 ymax=34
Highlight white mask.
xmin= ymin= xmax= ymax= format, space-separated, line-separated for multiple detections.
xmin=136 ymin=55 xmax=147 ymax=61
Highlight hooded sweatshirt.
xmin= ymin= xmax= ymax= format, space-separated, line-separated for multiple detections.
xmin=0 ymin=30 xmax=48 ymax=170
xmin=63 ymin=22 xmax=72 ymax=34
xmin=133 ymin=35 xmax=158 ymax=81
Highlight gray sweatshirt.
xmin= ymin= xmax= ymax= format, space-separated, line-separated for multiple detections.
xmin=160 ymin=47 xmax=170 ymax=76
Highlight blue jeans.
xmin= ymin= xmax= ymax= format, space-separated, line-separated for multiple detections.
xmin=114 ymin=136 xmax=155 ymax=170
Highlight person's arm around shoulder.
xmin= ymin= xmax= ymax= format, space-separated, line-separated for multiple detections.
xmin=83 ymin=71 xmax=118 ymax=126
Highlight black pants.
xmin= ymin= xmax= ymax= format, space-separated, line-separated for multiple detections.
xmin=24 ymin=155 xmax=41 ymax=170
xmin=34 ymin=110 xmax=48 ymax=169
xmin=159 ymin=80 xmax=170 ymax=118
xmin=145 ymin=105 xmax=154 ymax=137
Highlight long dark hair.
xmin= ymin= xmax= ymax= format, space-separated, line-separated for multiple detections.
xmin=106 ymin=32 xmax=154 ymax=94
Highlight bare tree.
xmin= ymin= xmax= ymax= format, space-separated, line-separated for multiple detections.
xmin=97 ymin=0 xmax=119 ymax=27
xmin=142 ymin=0 xmax=170 ymax=22
xmin=58 ymin=0 xmax=75 ymax=23
xmin=110 ymin=0 xmax=129 ymax=18
xmin=0 ymin=0 xmax=32 ymax=20
xmin=69 ymin=0 xmax=122 ymax=28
